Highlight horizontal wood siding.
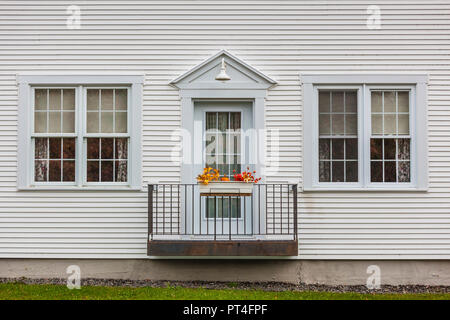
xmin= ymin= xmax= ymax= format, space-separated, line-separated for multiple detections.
xmin=0 ymin=0 xmax=449 ymax=258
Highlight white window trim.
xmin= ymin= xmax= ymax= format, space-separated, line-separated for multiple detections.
xmin=17 ymin=75 xmax=144 ymax=190
xmin=302 ymin=74 xmax=428 ymax=191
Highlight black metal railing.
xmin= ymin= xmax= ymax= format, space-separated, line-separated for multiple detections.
xmin=148 ymin=184 xmax=297 ymax=241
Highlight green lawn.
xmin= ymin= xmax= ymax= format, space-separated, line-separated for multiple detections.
xmin=0 ymin=283 xmax=449 ymax=300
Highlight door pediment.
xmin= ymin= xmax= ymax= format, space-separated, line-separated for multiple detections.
xmin=170 ymin=50 xmax=276 ymax=90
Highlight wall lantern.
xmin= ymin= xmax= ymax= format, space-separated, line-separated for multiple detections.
xmin=215 ymin=58 xmax=231 ymax=82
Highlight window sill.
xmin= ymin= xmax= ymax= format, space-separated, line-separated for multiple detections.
xmin=18 ymin=185 xmax=143 ymax=191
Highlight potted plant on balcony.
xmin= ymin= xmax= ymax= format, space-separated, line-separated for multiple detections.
xmin=197 ymin=167 xmax=261 ymax=194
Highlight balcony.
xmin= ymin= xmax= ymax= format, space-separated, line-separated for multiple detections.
xmin=147 ymin=183 xmax=298 ymax=256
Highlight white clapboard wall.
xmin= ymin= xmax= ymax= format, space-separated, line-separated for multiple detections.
xmin=0 ymin=1 xmax=449 ymax=259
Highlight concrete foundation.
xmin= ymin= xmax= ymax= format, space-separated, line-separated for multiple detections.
xmin=1 ymin=259 xmax=450 ymax=286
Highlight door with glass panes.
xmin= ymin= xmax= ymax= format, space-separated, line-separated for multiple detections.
xmin=194 ymin=101 xmax=253 ymax=237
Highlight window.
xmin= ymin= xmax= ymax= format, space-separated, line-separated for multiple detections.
xmin=302 ymin=75 xmax=428 ymax=190
xmin=204 ymin=111 xmax=242 ymax=218
xmin=33 ymin=88 xmax=76 ymax=183
xmin=370 ymin=90 xmax=411 ymax=183
xmin=318 ymin=90 xmax=358 ymax=183
xmin=85 ymin=88 xmax=129 ymax=183
xmin=18 ymin=75 xmax=143 ymax=190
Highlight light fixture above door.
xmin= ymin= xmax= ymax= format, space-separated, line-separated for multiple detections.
xmin=215 ymin=58 xmax=231 ymax=82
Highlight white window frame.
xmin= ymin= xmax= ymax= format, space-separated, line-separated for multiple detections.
xmin=302 ymin=74 xmax=428 ymax=191
xmin=17 ymin=75 xmax=143 ymax=190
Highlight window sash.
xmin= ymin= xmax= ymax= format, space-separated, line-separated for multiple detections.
xmin=366 ymin=87 xmax=415 ymax=186
xmin=30 ymin=85 xmax=131 ymax=186
xmin=314 ymin=85 xmax=363 ymax=187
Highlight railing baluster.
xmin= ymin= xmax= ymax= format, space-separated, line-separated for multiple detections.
xmin=148 ymin=185 xmax=153 ymax=241
xmin=228 ymin=195 xmax=231 ymax=240
xmin=191 ymin=185 xmax=194 ymax=236
xmin=280 ymin=184 xmax=282 ymax=235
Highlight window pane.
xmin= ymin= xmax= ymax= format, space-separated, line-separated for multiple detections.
xmin=319 ymin=139 xmax=330 ymax=160
xmin=370 ymin=139 xmax=382 ymax=160
xmin=230 ymin=112 xmax=241 ymax=130
xmin=35 ymin=160 xmax=47 ymax=182
xmin=371 ymin=161 xmax=383 ymax=182
xmin=331 ymin=114 xmax=344 ymax=135
xmin=217 ymin=133 xmax=227 ymax=154
xmin=49 ymin=160 xmax=61 ymax=182
xmin=331 ymin=161 xmax=344 ymax=182
xmin=319 ymin=161 xmax=330 ymax=182
xmin=384 ymin=139 xmax=396 ymax=160
xmin=230 ymin=133 xmax=240 ymax=154
xmin=398 ymin=161 xmax=411 ymax=182
xmin=63 ymin=138 xmax=76 ymax=159
xmin=345 ymin=138 xmax=358 ymax=160
xmin=398 ymin=91 xmax=409 ymax=112
xmin=384 ymin=161 xmax=396 ymax=182
xmin=319 ymin=114 xmax=330 ymax=135
xmin=205 ymin=134 xmax=216 ymax=155
xmin=35 ymin=89 xmax=47 ymax=110
xmin=86 ymin=112 xmax=99 ymax=133
xmin=63 ymin=89 xmax=75 ymax=110
xmin=101 ymin=161 xmax=114 ymax=182
xmin=101 ymin=89 xmax=113 ymax=110
xmin=115 ymin=89 xmax=128 ymax=110
xmin=319 ymin=91 xmax=330 ymax=113
xmin=371 ymin=91 xmax=382 ymax=112
xmin=62 ymin=112 xmax=75 ymax=133
xmin=115 ymin=161 xmax=127 ymax=182
xmin=87 ymin=138 xmax=99 ymax=159
xmin=115 ymin=111 xmax=127 ymax=133
xmin=48 ymin=111 xmax=61 ymax=133
xmin=101 ymin=138 xmax=114 ymax=159
xmin=206 ymin=112 xmax=217 ymax=130
xmin=398 ymin=114 xmax=409 ymax=135
xmin=35 ymin=138 xmax=47 ymax=159
xmin=115 ymin=138 xmax=128 ymax=159
xmin=346 ymin=161 xmax=358 ymax=182
xmin=87 ymin=161 xmax=99 ymax=182
xmin=398 ymin=138 xmax=410 ymax=160
xmin=34 ymin=112 xmax=47 ymax=133
xmin=48 ymin=89 xmax=61 ymax=110
xmin=383 ymin=114 xmax=396 ymax=135
xmin=345 ymin=114 xmax=357 ymax=135
xmin=218 ymin=112 xmax=229 ymax=131
xmin=101 ymin=112 xmax=114 ymax=133
xmin=371 ymin=114 xmax=382 ymax=135
xmin=331 ymin=139 xmax=344 ymax=159
xmin=332 ymin=92 xmax=344 ymax=112
xmin=49 ymin=138 xmax=61 ymax=159
xmin=384 ymin=91 xmax=396 ymax=112
xmin=63 ymin=161 xmax=75 ymax=182
xmin=345 ymin=91 xmax=357 ymax=113
xmin=87 ymin=89 xmax=99 ymax=110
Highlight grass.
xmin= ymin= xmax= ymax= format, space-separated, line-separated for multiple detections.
xmin=0 ymin=283 xmax=450 ymax=300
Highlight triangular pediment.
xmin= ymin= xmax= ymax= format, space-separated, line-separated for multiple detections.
xmin=170 ymin=50 xmax=276 ymax=90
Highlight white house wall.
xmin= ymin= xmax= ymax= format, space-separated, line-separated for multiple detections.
xmin=0 ymin=1 xmax=449 ymax=259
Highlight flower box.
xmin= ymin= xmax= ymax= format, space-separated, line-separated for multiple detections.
xmin=198 ymin=181 xmax=254 ymax=194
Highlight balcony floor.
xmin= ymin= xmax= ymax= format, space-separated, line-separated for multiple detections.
xmin=147 ymin=240 xmax=298 ymax=256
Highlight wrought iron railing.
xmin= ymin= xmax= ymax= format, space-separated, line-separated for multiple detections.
xmin=148 ymin=184 xmax=297 ymax=241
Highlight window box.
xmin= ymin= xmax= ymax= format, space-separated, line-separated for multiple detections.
xmin=198 ymin=181 xmax=254 ymax=194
